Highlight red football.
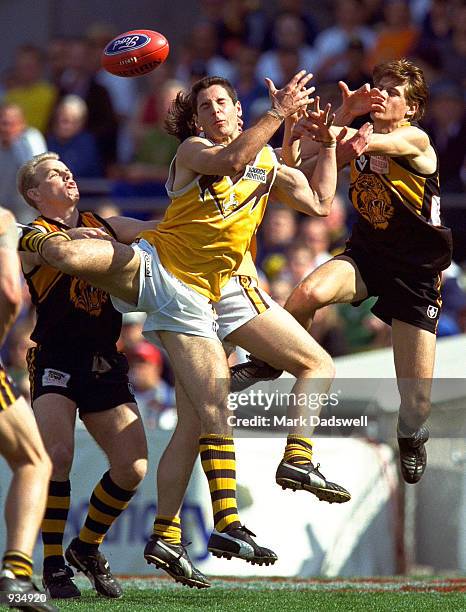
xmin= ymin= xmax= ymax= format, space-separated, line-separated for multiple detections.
xmin=102 ymin=29 xmax=169 ymax=77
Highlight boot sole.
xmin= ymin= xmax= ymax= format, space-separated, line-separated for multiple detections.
xmin=207 ymin=547 xmax=276 ymax=565
xmin=144 ymin=554 xmax=211 ymax=589
xmin=276 ymin=477 xmax=351 ymax=503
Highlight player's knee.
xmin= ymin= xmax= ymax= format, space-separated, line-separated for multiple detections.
xmin=47 ymin=442 xmax=73 ymax=478
xmin=287 ymin=279 xmax=328 ymax=315
xmin=286 ymin=345 xmax=335 ymax=382
xmin=112 ymin=457 xmax=147 ymax=490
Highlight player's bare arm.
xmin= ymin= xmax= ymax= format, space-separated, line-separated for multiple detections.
xmin=104 ymin=216 xmax=157 ymax=244
xmin=271 ymin=100 xmax=337 ymax=216
xmin=0 ymin=209 xmax=22 ymax=345
xmin=176 ymin=70 xmax=314 ymax=181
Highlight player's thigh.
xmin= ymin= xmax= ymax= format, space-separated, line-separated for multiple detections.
xmin=33 ymin=393 xmax=77 ymax=457
xmin=158 ymin=332 xmax=230 ymax=408
xmin=226 ymin=305 xmax=331 ymax=374
xmin=0 ymin=396 xmax=49 ymax=468
xmin=392 ymin=319 xmax=436 ymax=403
xmin=82 ymin=402 xmax=148 ymax=464
xmin=51 ymin=239 xmax=140 ymax=305
xmin=289 ymin=256 xmax=369 ymax=307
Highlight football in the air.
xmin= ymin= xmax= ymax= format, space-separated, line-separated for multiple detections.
xmin=102 ymin=29 xmax=169 ymax=77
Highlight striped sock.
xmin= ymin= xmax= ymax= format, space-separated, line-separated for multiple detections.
xmin=2 ymin=550 xmax=33 ymax=578
xmin=199 ymin=435 xmax=241 ymax=533
xmin=153 ymin=515 xmax=182 ymax=545
xmin=78 ymin=471 xmax=135 ymax=550
xmin=42 ymin=480 xmax=70 ymax=568
xmin=18 ymin=228 xmax=70 ymax=257
xmin=283 ymin=435 xmax=313 ymax=465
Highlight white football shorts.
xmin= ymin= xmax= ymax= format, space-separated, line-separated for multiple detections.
xmin=214 ymin=275 xmax=278 ymax=341
xmin=111 ymin=239 xmax=218 ymax=343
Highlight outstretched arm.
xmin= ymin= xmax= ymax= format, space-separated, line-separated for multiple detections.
xmin=271 ymin=99 xmax=337 ymax=216
xmin=176 ymin=70 xmax=315 ymax=177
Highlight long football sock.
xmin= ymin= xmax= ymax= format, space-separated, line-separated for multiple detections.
xmin=200 ymin=435 xmax=241 ymax=533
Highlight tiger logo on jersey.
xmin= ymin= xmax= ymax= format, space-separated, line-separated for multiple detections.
xmin=353 ymin=173 xmax=394 ymax=230
xmin=70 ymin=279 xmax=108 ymax=316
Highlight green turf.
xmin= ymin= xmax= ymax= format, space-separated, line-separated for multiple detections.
xmin=44 ymin=578 xmax=465 ymax=612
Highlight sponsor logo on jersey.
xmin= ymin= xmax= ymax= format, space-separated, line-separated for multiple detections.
xmin=244 ymin=165 xmax=267 ymax=184
xmin=42 ymin=368 xmax=70 ymax=388
xmin=370 ymin=155 xmax=389 ymax=174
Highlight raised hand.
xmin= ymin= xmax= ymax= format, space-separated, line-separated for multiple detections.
xmin=302 ymin=97 xmax=336 ymax=144
xmin=338 ymin=81 xmax=385 ymax=118
xmin=265 ymin=70 xmax=315 ymax=119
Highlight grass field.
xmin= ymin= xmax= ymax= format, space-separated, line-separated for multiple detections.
xmin=43 ymin=576 xmax=466 ymax=612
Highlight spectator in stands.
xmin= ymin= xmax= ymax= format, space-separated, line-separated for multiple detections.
xmin=4 ymin=45 xmax=57 ymax=135
xmin=268 ymin=278 xmax=294 ymax=307
xmin=256 ymin=206 xmax=297 ymax=276
xmin=127 ymin=341 xmax=176 ymax=429
xmin=46 ymin=95 xmax=104 ymax=178
xmin=423 ymin=80 xmax=465 ymax=193
xmin=232 ymin=44 xmax=269 ymax=128
xmin=175 ymin=22 xmax=235 ymax=86
xmin=0 ymin=103 xmax=46 ymax=222
xmin=414 ymin=0 xmax=454 ymax=73
xmin=117 ymin=312 xmax=145 ymax=355
xmin=367 ymin=0 xmax=419 ymax=69
xmin=256 ymin=13 xmax=318 ymax=87
xmin=87 ymin=23 xmax=139 ymax=163
xmin=216 ymin=0 xmax=268 ymax=59
xmin=299 ymin=218 xmax=332 ymax=268
xmin=266 ymin=0 xmax=319 ymax=48
xmin=278 ymin=242 xmax=315 ymax=286
xmin=57 ymin=37 xmax=118 ymax=169
xmin=46 ymin=37 xmax=68 ymax=87
xmin=122 ymin=80 xmax=183 ymax=183
xmin=325 ymin=193 xmax=350 ymax=254
xmin=437 ymin=2 xmax=466 ymax=89
xmin=313 ymin=0 xmax=375 ymax=82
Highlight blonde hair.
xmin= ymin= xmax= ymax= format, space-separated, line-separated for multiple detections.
xmin=17 ymin=152 xmax=60 ymax=209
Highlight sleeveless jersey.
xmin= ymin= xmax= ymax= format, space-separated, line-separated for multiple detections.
xmin=23 ymin=212 xmax=122 ymax=352
xmin=348 ymin=125 xmax=452 ymax=275
xmin=139 ymin=144 xmax=278 ymax=301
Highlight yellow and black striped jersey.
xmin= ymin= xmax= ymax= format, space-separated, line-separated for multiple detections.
xmin=22 ymin=212 xmax=122 ymax=352
xmin=348 ymin=125 xmax=452 ymax=274
xmin=139 ymin=144 xmax=278 ymax=301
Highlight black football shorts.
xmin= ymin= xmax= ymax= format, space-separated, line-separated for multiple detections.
xmin=27 ymin=347 xmax=135 ymax=416
xmin=342 ymin=246 xmax=442 ymax=335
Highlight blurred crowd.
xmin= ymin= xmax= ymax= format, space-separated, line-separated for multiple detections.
xmin=1 ymin=0 xmax=465 ymax=427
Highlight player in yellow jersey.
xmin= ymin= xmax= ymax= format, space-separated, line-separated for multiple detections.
xmin=0 ymin=208 xmax=57 ymax=612
xmin=233 ymin=59 xmax=453 ymax=486
xmin=18 ymin=70 xmax=339 ymax=575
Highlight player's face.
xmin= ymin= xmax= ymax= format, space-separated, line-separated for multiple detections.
xmin=370 ymin=77 xmax=415 ymax=126
xmin=32 ymin=160 xmax=80 ymax=208
xmin=195 ymin=85 xmax=241 ymax=143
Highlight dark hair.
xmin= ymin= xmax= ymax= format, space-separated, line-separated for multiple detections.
xmin=372 ymin=58 xmax=428 ymax=121
xmin=165 ymin=76 xmax=238 ymax=142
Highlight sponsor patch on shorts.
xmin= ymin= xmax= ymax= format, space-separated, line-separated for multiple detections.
xmin=42 ymin=368 xmax=71 ymax=388
xmin=427 ymin=305 xmax=439 ymax=319
xmin=142 ymin=251 xmax=152 ymax=277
